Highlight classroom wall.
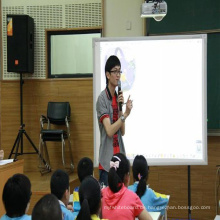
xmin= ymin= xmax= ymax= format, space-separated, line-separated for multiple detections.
xmin=103 ymin=0 xmax=145 ymax=37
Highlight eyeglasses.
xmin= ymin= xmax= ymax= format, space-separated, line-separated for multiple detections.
xmin=110 ymin=70 xmax=122 ymax=75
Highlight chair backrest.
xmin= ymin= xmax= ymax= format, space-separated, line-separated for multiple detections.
xmin=47 ymin=102 xmax=71 ymax=125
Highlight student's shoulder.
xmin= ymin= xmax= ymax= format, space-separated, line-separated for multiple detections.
xmin=60 ymin=204 xmax=72 ymax=214
xmin=2 ymin=215 xmax=32 ymax=220
xmin=0 ymin=215 xmax=7 ymax=220
xmin=22 ymin=215 xmax=32 ymax=220
xmin=128 ymin=184 xmax=136 ymax=192
xmin=147 ymin=187 xmax=155 ymax=194
xmin=146 ymin=187 xmax=159 ymax=198
xmin=148 ymin=187 xmax=169 ymax=200
xmin=126 ymin=186 xmax=140 ymax=199
xmin=101 ymin=186 xmax=109 ymax=193
xmin=62 ymin=207 xmax=76 ymax=220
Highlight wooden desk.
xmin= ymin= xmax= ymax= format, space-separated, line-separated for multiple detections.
xmin=135 ymin=212 xmax=161 ymax=220
xmin=0 ymin=160 xmax=24 ymax=217
xmin=149 ymin=212 xmax=161 ymax=220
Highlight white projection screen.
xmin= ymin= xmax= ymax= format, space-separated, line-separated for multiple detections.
xmin=93 ymin=34 xmax=207 ymax=166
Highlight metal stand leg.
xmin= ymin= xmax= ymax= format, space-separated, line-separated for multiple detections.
xmin=8 ymin=73 xmax=51 ymax=173
xmin=9 ymin=127 xmax=51 ymax=173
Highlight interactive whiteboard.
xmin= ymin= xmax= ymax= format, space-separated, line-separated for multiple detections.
xmin=93 ymin=34 xmax=207 ymax=166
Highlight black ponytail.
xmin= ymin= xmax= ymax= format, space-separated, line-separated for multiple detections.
xmin=76 ymin=176 xmax=101 ymax=220
xmin=108 ymin=153 xmax=130 ymax=193
xmin=108 ymin=167 xmax=122 ymax=193
xmin=136 ymin=177 xmax=147 ymax=199
xmin=76 ymin=199 xmax=91 ymax=220
xmin=132 ymin=155 xmax=149 ymax=199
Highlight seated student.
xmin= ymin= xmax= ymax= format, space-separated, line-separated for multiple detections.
xmin=101 ymin=153 xmax=153 ymax=220
xmin=73 ymin=157 xmax=93 ymax=216
xmin=32 ymin=194 xmax=62 ymax=220
xmin=128 ymin=155 xmax=169 ymax=215
xmin=76 ymin=176 xmax=104 ymax=220
xmin=50 ymin=169 xmax=77 ymax=220
xmin=0 ymin=174 xmax=32 ymax=220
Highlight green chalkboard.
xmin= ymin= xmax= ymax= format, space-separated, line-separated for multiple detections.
xmin=148 ymin=0 xmax=220 ymax=34
xmin=207 ymin=33 xmax=220 ymax=129
xmin=148 ymin=0 xmax=220 ymax=130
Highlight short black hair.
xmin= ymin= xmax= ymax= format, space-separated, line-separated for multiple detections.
xmin=77 ymin=157 xmax=93 ymax=182
xmin=76 ymin=176 xmax=101 ymax=220
xmin=2 ymin=173 xmax=31 ymax=217
xmin=105 ymin=55 xmax=121 ymax=84
xmin=32 ymin=194 xmax=62 ymax=220
xmin=50 ymin=169 xmax=69 ymax=200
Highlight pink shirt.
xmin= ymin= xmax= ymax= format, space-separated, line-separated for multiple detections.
xmin=101 ymin=184 xmax=144 ymax=220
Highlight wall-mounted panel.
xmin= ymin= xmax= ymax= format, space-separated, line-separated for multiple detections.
xmin=1 ymin=0 xmax=102 ymax=80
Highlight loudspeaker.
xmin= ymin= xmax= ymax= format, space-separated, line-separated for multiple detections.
xmin=7 ymin=14 xmax=34 ymax=73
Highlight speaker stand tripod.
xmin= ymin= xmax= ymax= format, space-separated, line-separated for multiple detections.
xmin=8 ymin=74 xmax=51 ymax=173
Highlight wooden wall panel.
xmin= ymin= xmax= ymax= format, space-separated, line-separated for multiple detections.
xmin=0 ymin=79 xmax=93 ymax=172
xmin=147 ymin=137 xmax=220 ymax=220
xmin=0 ymin=81 xmax=1 ymax=148
xmin=1 ymin=79 xmax=220 ymax=219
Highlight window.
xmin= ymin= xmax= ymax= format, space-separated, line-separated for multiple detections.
xmin=46 ymin=28 xmax=102 ymax=78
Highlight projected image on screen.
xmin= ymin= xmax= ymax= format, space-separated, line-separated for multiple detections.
xmin=103 ymin=47 xmax=136 ymax=92
xmin=93 ymin=34 xmax=207 ymax=166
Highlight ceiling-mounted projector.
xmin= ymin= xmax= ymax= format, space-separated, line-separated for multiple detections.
xmin=141 ymin=0 xmax=167 ymax=21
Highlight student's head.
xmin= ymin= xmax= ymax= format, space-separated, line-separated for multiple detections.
xmin=50 ymin=169 xmax=69 ymax=205
xmin=2 ymin=173 xmax=31 ymax=217
xmin=77 ymin=157 xmax=93 ymax=182
xmin=108 ymin=153 xmax=130 ymax=193
xmin=105 ymin=55 xmax=121 ymax=85
xmin=132 ymin=155 xmax=149 ymax=198
xmin=76 ymin=176 xmax=101 ymax=220
xmin=32 ymin=194 xmax=62 ymax=220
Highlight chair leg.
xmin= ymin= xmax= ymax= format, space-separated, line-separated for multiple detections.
xmin=40 ymin=141 xmax=51 ymax=174
xmin=62 ymin=135 xmax=74 ymax=173
xmin=38 ymin=134 xmax=51 ymax=174
xmin=38 ymin=134 xmax=43 ymax=168
xmin=43 ymin=142 xmax=51 ymax=167
xmin=61 ymin=134 xmax=65 ymax=167
xmin=68 ymin=137 xmax=74 ymax=171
